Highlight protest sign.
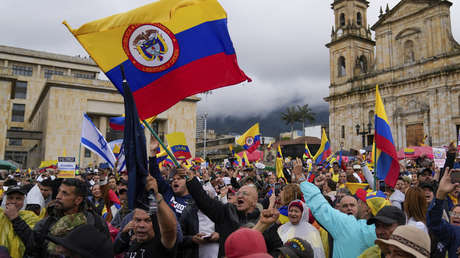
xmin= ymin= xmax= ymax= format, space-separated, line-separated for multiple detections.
xmin=432 ymin=148 xmax=446 ymax=169
xmin=57 ymin=157 xmax=76 ymax=178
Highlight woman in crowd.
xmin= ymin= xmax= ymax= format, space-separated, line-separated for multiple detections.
xmin=277 ymin=200 xmax=325 ymax=258
xmin=404 ymin=187 xmax=428 ymax=233
xmin=89 ymin=184 xmax=105 ymax=216
xmin=278 ymin=184 xmax=303 ymax=224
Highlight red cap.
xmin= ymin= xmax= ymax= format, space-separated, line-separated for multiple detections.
xmin=355 ymin=188 xmax=367 ymax=202
xmin=225 ymin=228 xmax=271 ymax=258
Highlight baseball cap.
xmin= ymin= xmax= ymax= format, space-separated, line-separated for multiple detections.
xmin=225 ymin=228 xmax=271 ymax=258
xmin=46 ymin=224 xmax=114 ymax=258
xmin=367 ymin=206 xmax=406 ymax=226
xmin=5 ymin=186 xmax=27 ymax=196
xmin=417 ymin=168 xmax=432 ymax=176
xmin=277 ymin=238 xmax=314 ymax=258
xmin=419 ymin=182 xmax=435 ymax=193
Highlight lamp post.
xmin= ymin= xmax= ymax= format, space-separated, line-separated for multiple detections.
xmin=202 ymin=113 xmax=208 ymax=160
xmin=355 ymin=122 xmax=373 ymax=148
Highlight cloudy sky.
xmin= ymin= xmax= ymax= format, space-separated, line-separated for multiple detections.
xmin=1 ymin=0 xmax=459 ymax=118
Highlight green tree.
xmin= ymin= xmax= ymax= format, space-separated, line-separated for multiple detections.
xmin=297 ymin=104 xmax=315 ymax=136
xmin=281 ymin=106 xmax=300 ymax=139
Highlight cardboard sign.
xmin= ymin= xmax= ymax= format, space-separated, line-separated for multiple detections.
xmin=432 ymin=148 xmax=446 ymax=169
xmin=58 ymin=157 xmax=76 ymax=178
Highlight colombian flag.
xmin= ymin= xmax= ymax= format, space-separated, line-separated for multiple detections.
xmin=236 ymin=123 xmax=261 ymax=153
xmin=166 ymin=132 xmax=192 ymax=161
xmin=229 ymin=145 xmax=235 ymax=156
xmin=242 ymin=152 xmax=250 ymax=167
xmin=305 ymin=144 xmax=312 ymax=159
xmin=109 ymin=116 xmax=155 ymax=131
xmin=109 ymin=116 xmax=126 ymax=131
xmin=375 ymin=85 xmax=399 ymax=187
xmin=235 ymin=153 xmax=242 ymax=167
xmin=64 ymin=0 xmax=250 ymax=119
xmin=276 ymin=145 xmax=285 ymax=179
xmin=313 ymin=129 xmax=331 ymax=165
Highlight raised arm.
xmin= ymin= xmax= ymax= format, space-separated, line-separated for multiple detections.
xmin=149 ymin=157 xmax=172 ymax=195
xmin=428 ymin=168 xmax=458 ymax=243
xmin=300 ymin=180 xmax=375 ymax=246
xmin=146 ymin=175 xmax=177 ymax=249
xmin=179 ymin=167 xmax=229 ymax=224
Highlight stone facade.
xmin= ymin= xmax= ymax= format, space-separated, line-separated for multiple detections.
xmin=326 ymin=0 xmax=460 ymax=151
xmin=0 ymin=45 xmax=199 ymax=168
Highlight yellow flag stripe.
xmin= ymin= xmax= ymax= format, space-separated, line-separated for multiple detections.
xmin=65 ymin=0 xmax=227 ymax=72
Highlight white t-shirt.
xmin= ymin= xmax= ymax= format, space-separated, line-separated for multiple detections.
xmin=407 ymin=217 xmax=428 ymax=234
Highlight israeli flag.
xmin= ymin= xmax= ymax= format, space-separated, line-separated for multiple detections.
xmin=81 ymin=114 xmax=116 ymax=168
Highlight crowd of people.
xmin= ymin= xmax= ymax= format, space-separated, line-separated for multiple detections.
xmin=1 ymin=140 xmax=460 ymax=258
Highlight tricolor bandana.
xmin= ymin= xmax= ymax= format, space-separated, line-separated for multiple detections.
xmin=366 ymin=191 xmax=391 ymax=216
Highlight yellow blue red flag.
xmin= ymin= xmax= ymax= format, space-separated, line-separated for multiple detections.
xmin=236 ymin=123 xmax=261 ymax=153
xmin=375 ymin=85 xmax=400 ymax=187
xmin=276 ymin=145 xmax=285 ymax=179
xmin=242 ymin=152 xmax=250 ymax=167
xmin=166 ymin=132 xmax=191 ymax=161
xmin=313 ymin=129 xmax=331 ymax=165
xmin=305 ymin=143 xmax=312 ymax=159
xmin=64 ymin=0 xmax=250 ymax=119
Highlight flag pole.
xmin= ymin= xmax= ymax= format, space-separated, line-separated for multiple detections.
xmin=142 ymin=120 xmax=180 ymax=167
xmin=374 ymin=141 xmax=377 ymax=190
xmin=118 ymin=64 xmax=180 ymax=168
xmin=78 ymin=142 xmax=82 ymax=169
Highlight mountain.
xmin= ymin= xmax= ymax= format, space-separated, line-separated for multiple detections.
xmin=205 ymin=104 xmax=329 ymax=137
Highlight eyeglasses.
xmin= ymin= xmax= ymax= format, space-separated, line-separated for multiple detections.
xmin=449 ymin=212 xmax=460 ymax=219
xmin=236 ymin=191 xmax=250 ymax=197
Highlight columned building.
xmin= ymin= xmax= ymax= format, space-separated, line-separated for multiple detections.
xmin=326 ymin=0 xmax=460 ymax=150
xmin=0 ymin=45 xmax=199 ymax=168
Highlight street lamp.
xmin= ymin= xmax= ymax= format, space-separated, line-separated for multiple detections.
xmin=202 ymin=113 xmax=208 ymax=160
xmin=355 ymin=122 xmax=372 ymax=148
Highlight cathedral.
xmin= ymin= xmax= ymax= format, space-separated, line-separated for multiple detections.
xmin=326 ymin=0 xmax=460 ymax=151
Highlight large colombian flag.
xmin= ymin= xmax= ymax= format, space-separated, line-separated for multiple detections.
xmin=313 ymin=129 xmax=331 ymax=165
xmin=374 ymin=85 xmax=399 ymax=187
xmin=64 ymin=0 xmax=250 ymax=119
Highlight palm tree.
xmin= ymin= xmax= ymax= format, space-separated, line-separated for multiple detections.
xmin=281 ymin=106 xmax=300 ymax=139
xmin=297 ymin=104 xmax=315 ymax=136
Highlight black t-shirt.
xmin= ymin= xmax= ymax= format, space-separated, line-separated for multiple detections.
xmin=124 ymin=236 xmax=176 ymax=258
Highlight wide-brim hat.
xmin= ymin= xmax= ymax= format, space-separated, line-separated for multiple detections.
xmin=375 ymin=225 xmax=430 ymax=258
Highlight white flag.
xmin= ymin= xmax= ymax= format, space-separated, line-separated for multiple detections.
xmin=81 ymin=114 xmax=116 ymax=168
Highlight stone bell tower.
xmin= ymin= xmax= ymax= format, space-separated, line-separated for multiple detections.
xmin=326 ymin=0 xmax=375 ymax=84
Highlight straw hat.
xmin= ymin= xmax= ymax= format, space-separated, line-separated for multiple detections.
xmin=375 ymin=225 xmax=430 ymax=258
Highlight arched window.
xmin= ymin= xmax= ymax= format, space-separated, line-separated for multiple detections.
xmin=358 ymin=55 xmax=367 ymax=73
xmin=368 ymin=110 xmax=375 ymax=126
xmin=340 ymin=13 xmax=346 ymax=27
xmin=357 ymin=12 xmax=362 ymax=26
xmin=404 ymin=40 xmax=415 ymax=64
xmin=338 ymin=56 xmax=346 ymax=77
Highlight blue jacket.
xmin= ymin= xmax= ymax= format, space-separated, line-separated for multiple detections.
xmin=149 ymin=158 xmax=192 ymax=218
xmin=427 ymin=198 xmax=460 ymax=258
xmin=300 ymin=181 xmax=376 ymax=258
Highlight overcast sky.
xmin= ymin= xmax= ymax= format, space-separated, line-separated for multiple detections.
xmin=1 ymin=0 xmax=459 ymax=118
